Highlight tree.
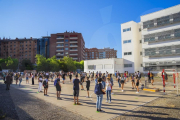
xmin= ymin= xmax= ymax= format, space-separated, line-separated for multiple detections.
xmin=20 ymin=59 xmax=33 ymax=71
xmin=35 ymin=54 xmax=48 ymax=72
xmin=63 ymin=56 xmax=76 ymax=72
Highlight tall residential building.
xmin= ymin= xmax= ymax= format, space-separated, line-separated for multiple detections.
xmin=37 ymin=36 xmax=50 ymax=59
xmin=49 ymin=31 xmax=85 ymax=61
xmin=0 ymin=37 xmax=37 ymax=63
xmin=121 ymin=4 xmax=180 ymax=73
xmin=85 ymin=47 xmax=117 ymax=60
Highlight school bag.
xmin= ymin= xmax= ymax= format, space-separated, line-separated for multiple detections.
xmin=54 ymin=78 xmax=58 ymax=86
xmin=43 ymin=80 xmax=47 ymax=87
xmin=141 ymin=84 xmax=144 ymax=90
xmin=94 ymin=83 xmax=102 ymax=95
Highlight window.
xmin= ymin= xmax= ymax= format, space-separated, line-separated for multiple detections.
xmin=140 ymin=40 xmax=142 ymax=43
xmin=141 ymin=64 xmax=143 ymax=67
xmin=124 ymin=52 xmax=127 ymax=55
xmin=124 ymin=64 xmax=132 ymax=67
xmin=65 ymin=40 xmax=68 ymax=42
xmin=139 ymin=28 xmax=141 ymax=32
xmin=65 ymin=48 xmax=68 ymax=50
xmin=65 ymin=52 xmax=68 ymax=54
xmin=128 ymin=52 xmax=132 ymax=55
xmin=123 ymin=40 xmax=131 ymax=44
xmin=140 ymin=52 xmax=142 ymax=55
xmin=123 ymin=27 xmax=131 ymax=32
xmin=57 ymin=48 xmax=64 ymax=50
xmin=65 ymin=44 xmax=68 ymax=46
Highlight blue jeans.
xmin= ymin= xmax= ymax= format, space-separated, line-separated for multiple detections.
xmin=106 ymin=90 xmax=111 ymax=101
xmin=102 ymin=81 xmax=106 ymax=89
xmin=118 ymin=80 xmax=121 ymax=87
xmin=19 ymin=79 xmax=22 ymax=86
xmin=96 ymin=94 xmax=103 ymax=109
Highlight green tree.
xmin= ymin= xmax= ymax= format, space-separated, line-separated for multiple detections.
xmin=35 ymin=54 xmax=48 ymax=72
xmin=20 ymin=59 xmax=33 ymax=71
xmin=63 ymin=56 xmax=76 ymax=72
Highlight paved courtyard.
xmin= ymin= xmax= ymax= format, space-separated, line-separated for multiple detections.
xmin=0 ymin=76 xmax=176 ymax=120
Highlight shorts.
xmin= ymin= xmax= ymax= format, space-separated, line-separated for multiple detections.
xmin=56 ymin=85 xmax=61 ymax=91
xmin=136 ymin=82 xmax=139 ymax=86
xmin=26 ymin=77 xmax=28 ymax=80
xmin=132 ymin=80 xmax=135 ymax=83
xmin=80 ymin=82 xmax=83 ymax=85
xmin=86 ymin=87 xmax=89 ymax=91
xmin=151 ymin=77 xmax=154 ymax=80
xmin=121 ymin=80 xmax=124 ymax=84
xmin=73 ymin=90 xmax=79 ymax=97
xmin=44 ymin=85 xmax=48 ymax=89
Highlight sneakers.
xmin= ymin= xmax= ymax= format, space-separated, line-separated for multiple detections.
xmin=109 ymin=101 xmax=111 ymax=103
xmin=111 ymin=93 xmax=114 ymax=95
xmin=57 ymin=97 xmax=62 ymax=100
xmin=122 ymin=90 xmax=124 ymax=92
xmin=106 ymin=100 xmax=108 ymax=103
xmin=77 ymin=103 xmax=81 ymax=105
xmin=86 ymin=96 xmax=90 ymax=98
xmin=136 ymin=92 xmax=139 ymax=93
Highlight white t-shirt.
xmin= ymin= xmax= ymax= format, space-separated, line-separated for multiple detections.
xmin=106 ymin=82 xmax=112 ymax=90
xmin=46 ymin=73 xmax=49 ymax=75
xmin=39 ymin=78 xmax=43 ymax=81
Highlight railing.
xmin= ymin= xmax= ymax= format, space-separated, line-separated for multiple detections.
xmin=70 ymin=45 xmax=78 ymax=47
xmin=56 ymin=54 xmax=64 ymax=56
xmin=56 ymin=41 xmax=64 ymax=43
xmin=56 ymin=37 xmax=64 ymax=39
xmin=70 ymin=49 xmax=78 ymax=51
xmin=56 ymin=46 xmax=64 ymax=47
xmin=56 ymin=50 xmax=64 ymax=52
xmin=69 ymin=37 xmax=78 ymax=39
xmin=69 ymin=41 xmax=78 ymax=43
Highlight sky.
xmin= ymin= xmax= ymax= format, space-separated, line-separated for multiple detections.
xmin=0 ymin=0 xmax=180 ymax=58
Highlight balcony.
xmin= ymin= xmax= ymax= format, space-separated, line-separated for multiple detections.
xmin=70 ymin=41 xmax=78 ymax=43
xmin=70 ymin=49 xmax=78 ymax=51
xmin=56 ymin=41 xmax=64 ymax=44
xmin=72 ymin=58 xmax=78 ymax=60
xmin=69 ymin=37 xmax=78 ymax=39
xmin=144 ymin=61 xmax=180 ymax=67
xmin=56 ymin=53 xmax=64 ymax=56
xmin=56 ymin=38 xmax=64 ymax=39
xmin=56 ymin=50 xmax=64 ymax=52
xmin=56 ymin=46 xmax=64 ymax=48
xmin=70 ymin=53 xmax=78 ymax=56
xmin=70 ymin=45 xmax=78 ymax=47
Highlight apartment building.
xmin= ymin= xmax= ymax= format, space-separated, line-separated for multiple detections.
xmin=0 ymin=37 xmax=37 ymax=63
xmin=85 ymin=47 xmax=117 ymax=60
xmin=49 ymin=31 xmax=85 ymax=61
xmin=121 ymin=4 xmax=180 ymax=73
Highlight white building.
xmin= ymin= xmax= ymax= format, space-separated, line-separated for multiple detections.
xmin=121 ymin=4 xmax=180 ymax=73
xmin=84 ymin=58 xmax=134 ymax=74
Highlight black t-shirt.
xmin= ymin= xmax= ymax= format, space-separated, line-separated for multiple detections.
xmin=56 ymin=78 xmax=60 ymax=87
xmin=73 ymin=79 xmax=80 ymax=90
xmin=80 ymin=77 xmax=84 ymax=82
xmin=62 ymin=74 xmax=65 ymax=79
xmin=86 ymin=80 xmax=90 ymax=88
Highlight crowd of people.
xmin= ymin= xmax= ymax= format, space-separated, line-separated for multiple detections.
xmin=1 ymin=70 xmax=169 ymax=112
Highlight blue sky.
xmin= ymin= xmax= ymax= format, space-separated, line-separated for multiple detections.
xmin=0 ymin=0 xmax=180 ymax=58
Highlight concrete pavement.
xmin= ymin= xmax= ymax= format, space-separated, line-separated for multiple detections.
xmin=0 ymin=76 xmax=175 ymax=120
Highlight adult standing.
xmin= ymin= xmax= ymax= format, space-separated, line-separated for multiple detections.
xmin=62 ymin=72 xmax=66 ymax=84
xmin=117 ymin=73 xmax=121 ymax=88
xmin=137 ymin=71 xmax=141 ymax=84
xmin=32 ymin=73 xmax=34 ymax=85
xmin=102 ymin=73 xmax=106 ymax=89
xmin=19 ymin=75 xmax=22 ymax=86
xmin=25 ymin=73 xmax=29 ymax=84
xmin=69 ymin=72 xmax=72 ymax=83
xmin=73 ymin=74 xmax=81 ymax=105
xmin=6 ymin=73 xmax=12 ymax=90
xmin=95 ymin=78 xmax=105 ymax=112
xmin=110 ymin=74 xmax=114 ymax=94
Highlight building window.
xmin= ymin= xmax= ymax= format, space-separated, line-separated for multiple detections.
xmin=141 ymin=64 xmax=143 ymax=67
xmin=65 ymin=40 xmax=68 ymax=42
xmin=65 ymin=52 xmax=68 ymax=54
xmin=65 ymin=48 xmax=68 ymax=50
xmin=57 ymin=48 xmax=63 ymax=50
xmin=140 ymin=52 xmax=142 ymax=55
xmin=123 ymin=40 xmax=131 ymax=44
xmin=124 ymin=52 xmax=132 ymax=55
xmin=123 ymin=27 xmax=131 ymax=32
xmin=139 ymin=28 xmax=141 ymax=32
xmin=140 ymin=40 xmax=142 ymax=43
xmin=124 ymin=64 xmax=132 ymax=67
xmin=65 ymin=44 xmax=68 ymax=46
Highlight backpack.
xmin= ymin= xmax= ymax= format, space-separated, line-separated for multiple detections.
xmin=54 ymin=79 xmax=58 ymax=86
xmin=43 ymin=80 xmax=46 ymax=87
xmin=94 ymin=83 xmax=102 ymax=95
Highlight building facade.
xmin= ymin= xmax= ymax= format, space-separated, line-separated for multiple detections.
xmin=0 ymin=37 xmax=37 ymax=63
xmin=121 ymin=4 xmax=180 ymax=73
xmin=85 ymin=47 xmax=117 ymax=60
xmin=49 ymin=31 xmax=85 ymax=61
xmin=37 ymin=36 xmax=50 ymax=59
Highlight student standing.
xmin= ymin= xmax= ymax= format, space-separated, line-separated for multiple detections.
xmin=126 ymin=71 xmax=129 ymax=82
xmin=102 ymin=73 xmax=106 ymax=89
xmin=150 ymin=72 xmax=154 ymax=85
xmin=38 ymin=75 xmax=43 ymax=92
xmin=148 ymin=71 xmax=151 ymax=83
xmin=86 ymin=77 xmax=90 ymax=98
xmin=15 ymin=73 xmax=18 ymax=85
xmin=43 ymin=77 xmax=49 ymax=96
xmin=110 ymin=74 xmax=114 ymax=94
xmin=117 ymin=73 xmax=121 ymax=88
xmin=69 ymin=72 xmax=72 ymax=83
xmin=131 ymin=74 xmax=135 ymax=89
xmin=25 ymin=73 xmax=29 ymax=84
xmin=6 ymin=73 xmax=12 ymax=90
xmin=62 ymin=72 xmax=66 ymax=84
xmin=94 ymin=78 xmax=105 ymax=112
xmin=32 ymin=74 xmax=34 ymax=85
xmin=137 ymin=71 xmax=141 ymax=84
xmin=56 ymin=75 xmax=62 ymax=100
xmin=135 ymin=75 xmax=140 ymax=93
xmin=80 ymin=74 xmax=84 ymax=90
xmin=121 ymin=74 xmax=125 ymax=92
xmin=95 ymin=75 xmax=98 ymax=85
xmin=73 ymin=75 xmax=81 ymax=105
xmin=19 ymin=75 xmax=22 ymax=87
xmin=106 ymin=78 xmax=112 ymax=103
